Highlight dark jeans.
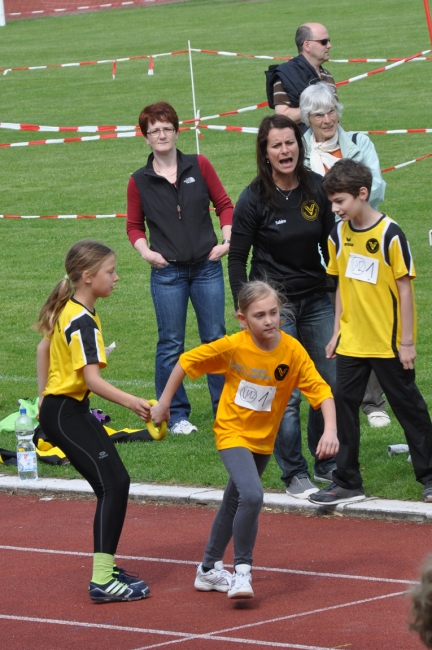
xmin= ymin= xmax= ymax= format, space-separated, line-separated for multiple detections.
xmin=334 ymin=355 xmax=432 ymax=490
xmin=151 ymin=258 xmax=225 ymax=427
xmin=273 ymin=293 xmax=336 ymax=484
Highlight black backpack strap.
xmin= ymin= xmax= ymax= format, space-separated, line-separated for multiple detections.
xmin=264 ymin=64 xmax=279 ymax=109
xmin=351 ymin=132 xmax=358 ymax=145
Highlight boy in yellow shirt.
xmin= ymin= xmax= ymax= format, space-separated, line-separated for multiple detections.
xmin=309 ymin=158 xmax=432 ymax=505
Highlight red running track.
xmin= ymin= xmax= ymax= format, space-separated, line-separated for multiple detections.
xmin=0 ymin=492 xmax=428 ymax=650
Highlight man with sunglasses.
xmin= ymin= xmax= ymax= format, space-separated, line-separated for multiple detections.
xmin=265 ymin=23 xmax=337 ymax=133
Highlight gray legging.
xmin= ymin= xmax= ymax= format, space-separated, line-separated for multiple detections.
xmin=202 ymin=447 xmax=271 ymax=568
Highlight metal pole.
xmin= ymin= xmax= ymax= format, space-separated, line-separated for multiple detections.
xmin=424 ymin=0 xmax=432 ymax=42
xmin=188 ymin=40 xmax=200 ymax=154
xmin=0 ymin=0 xmax=6 ymax=26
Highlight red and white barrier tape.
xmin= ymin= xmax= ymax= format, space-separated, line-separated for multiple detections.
xmin=198 ymin=125 xmax=432 ymax=135
xmin=330 ymin=57 xmax=431 ymax=62
xmin=181 ymin=102 xmax=269 ymax=124
xmin=0 ymin=127 xmax=198 ymax=148
xmin=0 ymin=122 xmax=138 ymax=133
xmin=336 ymin=49 xmax=431 ymax=86
xmin=1 ymin=50 xmax=188 ymax=75
xmin=179 ymin=51 xmax=430 ymax=124
xmin=5 ymin=0 xmax=178 ymax=19
xmin=3 ymin=150 xmax=431 ymax=219
xmin=3 ymin=46 xmax=432 ymax=76
xmin=0 ymin=131 xmax=140 ymax=148
xmin=3 ymin=125 xmax=432 ymax=148
xmin=367 ymin=129 xmax=432 ymax=134
xmin=191 ymin=48 xmax=432 ymax=63
xmin=189 ymin=48 xmax=290 ymax=61
xmin=381 ymin=152 xmax=432 ymax=172
xmin=2 ymin=120 xmax=432 ymax=135
xmin=2 ymin=119 xmax=432 ymax=135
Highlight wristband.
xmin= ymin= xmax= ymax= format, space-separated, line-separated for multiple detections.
xmin=221 ymin=239 xmax=231 ymax=245
xmin=400 ymin=342 xmax=414 ymax=347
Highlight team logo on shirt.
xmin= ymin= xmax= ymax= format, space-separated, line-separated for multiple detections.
xmin=366 ymin=238 xmax=380 ymax=254
xmin=274 ymin=364 xmax=289 ymax=381
xmin=301 ymin=200 xmax=319 ymax=221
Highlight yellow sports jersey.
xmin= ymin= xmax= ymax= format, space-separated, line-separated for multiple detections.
xmin=327 ymin=214 xmax=416 ymax=358
xmin=43 ymin=298 xmax=107 ymax=400
xmin=180 ymin=330 xmax=333 ymax=454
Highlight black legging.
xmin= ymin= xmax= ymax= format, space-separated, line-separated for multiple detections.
xmin=39 ymin=395 xmax=130 ymax=555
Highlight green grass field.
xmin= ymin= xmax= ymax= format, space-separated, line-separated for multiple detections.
xmin=1 ymin=0 xmax=431 ymax=500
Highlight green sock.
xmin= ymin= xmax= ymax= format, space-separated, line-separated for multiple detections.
xmin=91 ymin=552 xmax=115 ymax=585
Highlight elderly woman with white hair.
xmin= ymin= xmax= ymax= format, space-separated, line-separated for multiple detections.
xmin=300 ymin=81 xmax=386 ymax=209
xmin=300 ymin=81 xmax=389 ymax=428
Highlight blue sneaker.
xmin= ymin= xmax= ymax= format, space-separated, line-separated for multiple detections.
xmin=89 ymin=576 xmax=149 ymax=602
xmin=113 ymin=565 xmax=150 ymax=595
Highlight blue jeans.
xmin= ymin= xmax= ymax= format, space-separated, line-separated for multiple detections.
xmin=150 ymin=258 xmax=225 ymax=427
xmin=273 ymin=292 xmax=336 ymax=484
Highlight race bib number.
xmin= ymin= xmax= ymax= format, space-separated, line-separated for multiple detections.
xmin=345 ymin=253 xmax=379 ymax=284
xmin=234 ymin=380 xmax=276 ymax=412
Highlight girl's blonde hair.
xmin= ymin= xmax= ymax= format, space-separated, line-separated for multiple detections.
xmin=237 ymin=280 xmax=283 ymax=315
xmin=35 ymin=239 xmax=114 ymax=336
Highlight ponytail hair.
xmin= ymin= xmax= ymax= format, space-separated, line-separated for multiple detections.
xmin=35 ymin=239 xmax=114 ymax=336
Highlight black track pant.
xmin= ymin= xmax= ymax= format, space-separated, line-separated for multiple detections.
xmin=40 ymin=395 xmax=130 ymax=555
xmin=334 ymin=355 xmax=432 ymax=490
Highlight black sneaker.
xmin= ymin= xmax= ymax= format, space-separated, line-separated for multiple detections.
xmin=113 ymin=565 xmax=150 ymax=595
xmin=309 ymin=482 xmax=365 ymax=505
xmin=89 ymin=576 xmax=149 ymax=603
xmin=423 ymin=482 xmax=432 ymax=503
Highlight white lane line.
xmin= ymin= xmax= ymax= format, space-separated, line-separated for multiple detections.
xmin=203 ymin=590 xmax=409 ymax=635
xmin=0 ymin=591 xmax=407 ymax=650
xmin=0 ymin=614 xmax=190 ymax=638
xmin=130 ymin=590 xmax=408 ymax=649
xmin=0 ymin=545 xmax=417 ymax=585
xmin=0 ymin=614 xmax=365 ymax=649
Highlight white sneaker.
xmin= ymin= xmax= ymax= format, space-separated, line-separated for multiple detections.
xmin=170 ymin=420 xmax=198 ymax=435
xmin=367 ymin=411 xmax=391 ymax=428
xmin=227 ymin=564 xmax=254 ymax=599
xmin=194 ymin=561 xmax=232 ymax=592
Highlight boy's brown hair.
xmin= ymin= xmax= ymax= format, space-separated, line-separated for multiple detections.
xmin=321 ymin=158 xmax=372 ymax=200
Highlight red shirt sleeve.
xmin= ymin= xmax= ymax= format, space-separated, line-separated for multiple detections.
xmin=197 ymin=155 xmax=233 ymax=227
xmin=126 ymin=176 xmax=147 ymax=247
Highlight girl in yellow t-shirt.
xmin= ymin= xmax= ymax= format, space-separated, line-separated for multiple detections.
xmin=36 ymin=239 xmax=151 ymax=603
xmin=151 ymin=281 xmax=338 ymax=599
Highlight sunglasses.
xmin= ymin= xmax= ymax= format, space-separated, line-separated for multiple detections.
xmin=308 ymin=38 xmax=331 ymax=46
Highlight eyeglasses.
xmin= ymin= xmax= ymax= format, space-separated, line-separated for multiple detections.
xmin=147 ymin=127 xmax=176 ymax=137
xmin=310 ymin=108 xmax=337 ymax=122
xmin=308 ymin=38 xmax=331 ymax=46
xmin=311 ymin=109 xmax=337 ymax=121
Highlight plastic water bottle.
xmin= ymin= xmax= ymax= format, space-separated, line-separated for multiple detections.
xmin=15 ymin=407 xmax=38 ymax=482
